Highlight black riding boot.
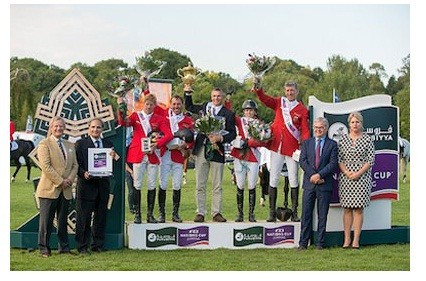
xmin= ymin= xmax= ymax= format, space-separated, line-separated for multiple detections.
xmin=267 ymin=186 xmax=277 ymax=222
xmin=147 ymin=189 xmax=158 ymax=223
xmin=283 ymin=177 xmax=290 ymax=208
xmin=172 ymin=189 xmax=183 ymax=223
xmin=133 ymin=190 xmax=142 ymax=224
xmin=291 ymin=187 xmax=300 ymax=222
xmin=235 ymin=188 xmax=244 ymax=222
xmin=158 ymin=188 xmax=166 ymax=223
xmin=248 ymin=189 xmax=256 ymax=222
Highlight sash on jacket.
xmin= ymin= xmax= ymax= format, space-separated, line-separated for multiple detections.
xmin=281 ymin=97 xmax=300 ymax=141
xmin=137 ymin=111 xmax=152 ymax=137
xmin=168 ymin=109 xmax=184 ymax=134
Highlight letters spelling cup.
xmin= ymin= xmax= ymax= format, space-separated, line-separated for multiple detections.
xmin=177 ymin=62 xmax=202 ymax=91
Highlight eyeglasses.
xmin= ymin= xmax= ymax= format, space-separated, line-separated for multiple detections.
xmin=313 ymin=126 xmax=325 ymax=130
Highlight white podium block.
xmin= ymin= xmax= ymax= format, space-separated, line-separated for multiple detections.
xmin=128 ymin=222 xmax=301 ymax=250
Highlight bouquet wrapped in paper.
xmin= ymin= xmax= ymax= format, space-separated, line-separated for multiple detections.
xmin=246 ymin=53 xmax=276 ymax=89
xmin=194 ymin=112 xmax=227 ymax=160
xmin=247 ymin=119 xmax=272 ymax=142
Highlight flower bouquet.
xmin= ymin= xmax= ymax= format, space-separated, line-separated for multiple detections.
xmin=195 ymin=112 xmax=227 ymax=160
xmin=247 ymin=119 xmax=272 ymax=142
xmin=246 ymin=53 xmax=276 ymax=89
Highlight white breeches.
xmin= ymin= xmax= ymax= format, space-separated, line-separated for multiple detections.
xmin=269 ymin=150 xmax=299 ymax=188
xmin=233 ymin=159 xmax=259 ymax=190
xmin=133 ymin=155 xmax=159 ymax=191
xmin=159 ymin=150 xmax=184 ymax=191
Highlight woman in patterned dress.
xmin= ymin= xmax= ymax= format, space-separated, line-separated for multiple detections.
xmin=338 ymin=112 xmax=375 ymax=249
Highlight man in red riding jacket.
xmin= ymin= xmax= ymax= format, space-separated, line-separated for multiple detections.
xmin=252 ymin=81 xmax=310 ymax=222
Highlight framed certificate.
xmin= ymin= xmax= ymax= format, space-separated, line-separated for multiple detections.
xmin=88 ymin=148 xmax=113 ymax=177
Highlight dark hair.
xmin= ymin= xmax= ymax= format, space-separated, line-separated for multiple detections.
xmin=89 ymin=117 xmax=104 ymax=128
xmin=170 ymin=95 xmax=184 ymax=103
xmin=212 ymin=87 xmax=224 ymax=95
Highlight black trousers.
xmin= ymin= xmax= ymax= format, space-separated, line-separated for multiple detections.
xmin=38 ymin=192 xmax=70 ymax=253
xmin=75 ymin=189 xmax=108 ymax=251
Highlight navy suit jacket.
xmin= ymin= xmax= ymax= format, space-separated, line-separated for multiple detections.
xmin=299 ymin=136 xmax=338 ymax=192
xmin=75 ymin=137 xmax=113 ymax=201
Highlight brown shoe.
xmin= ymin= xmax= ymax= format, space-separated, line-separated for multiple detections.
xmin=213 ymin=213 xmax=227 ymax=222
xmin=41 ymin=252 xmax=51 ymax=258
xmin=194 ymin=214 xmax=205 ymax=222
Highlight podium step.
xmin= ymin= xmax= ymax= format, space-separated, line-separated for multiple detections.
xmin=127 ymin=221 xmax=301 ymax=250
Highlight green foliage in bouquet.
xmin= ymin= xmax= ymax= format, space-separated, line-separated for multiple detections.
xmin=247 ymin=119 xmax=272 ymax=142
xmin=194 ymin=113 xmax=225 ymax=135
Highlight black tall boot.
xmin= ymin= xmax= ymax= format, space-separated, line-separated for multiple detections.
xmin=248 ymin=189 xmax=256 ymax=222
xmin=172 ymin=189 xmax=183 ymax=223
xmin=283 ymin=177 xmax=289 ymax=208
xmin=291 ymin=187 xmax=300 ymax=222
xmin=235 ymin=188 xmax=244 ymax=222
xmin=147 ymin=189 xmax=158 ymax=223
xmin=267 ymin=186 xmax=277 ymax=222
xmin=158 ymin=188 xmax=166 ymax=223
xmin=133 ymin=190 xmax=142 ymax=224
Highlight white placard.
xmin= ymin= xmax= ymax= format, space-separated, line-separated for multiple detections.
xmin=88 ymin=148 xmax=113 ymax=177
xmin=141 ymin=138 xmax=151 ymax=152
xmin=292 ymin=149 xmax=300 ymax=162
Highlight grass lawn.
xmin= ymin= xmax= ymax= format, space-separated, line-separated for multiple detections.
xmin=9 ymin=165 xmax=410 ymax=271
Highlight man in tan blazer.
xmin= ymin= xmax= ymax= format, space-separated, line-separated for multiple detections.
xmin=36 ymin=116 xmax=78 ymax=257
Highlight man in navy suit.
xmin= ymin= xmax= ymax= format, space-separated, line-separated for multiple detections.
xmin=75 ymin=118 xmax=115 ymax=253
xmin=298 ymin=117 xmax=338 ymax=250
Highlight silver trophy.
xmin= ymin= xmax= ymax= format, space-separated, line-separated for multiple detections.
xmin=135 ymin=51 xmax=167 ymax=83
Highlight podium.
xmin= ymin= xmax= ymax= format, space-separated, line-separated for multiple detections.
xmin=128 ymin=221 xmax=301 ymax=250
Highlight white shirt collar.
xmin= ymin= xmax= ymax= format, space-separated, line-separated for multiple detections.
xmin=90 ymin=136 xmax=101 ymax=143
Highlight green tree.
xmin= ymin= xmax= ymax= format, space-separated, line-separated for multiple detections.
xmin=10 ymin=57 xmax=65 ymax=129
xmin=92 ymin=59 xmax=129 ymax=98
xmin=367 ymin=63 xmax=386 ymax=95
xmin=393 ymin=54 xmax=410 ymax=140
xmin=394 ymin=87 xmax=410 ymax=140
xmin=386 ymin=75 xmax=399 ymax=96
xmin=312 ymin=55 xmax=370 ymax=103
xmin=148 ymin=48 xmax=191 ymax=82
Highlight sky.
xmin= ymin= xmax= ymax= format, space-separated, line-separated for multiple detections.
xmin=9 ymin=3 xmax=410 ymax=82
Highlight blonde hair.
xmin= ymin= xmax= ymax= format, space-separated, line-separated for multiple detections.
xmin=143 ymin=93 xmax=157 ymax=105
xmin=348 ymin=111 xmax=364 ymax=130
xmin=48 ymin=116 xmax=66 ymax=137
xmin=49 ymin=116 xmax=65 ymax=128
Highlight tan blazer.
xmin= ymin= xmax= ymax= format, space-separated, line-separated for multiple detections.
xmin=35 ymin=135 xmax=78 ymax=200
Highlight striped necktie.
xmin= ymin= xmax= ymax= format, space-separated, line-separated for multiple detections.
xmin=57 ymin=139 xmax=66 ymax=160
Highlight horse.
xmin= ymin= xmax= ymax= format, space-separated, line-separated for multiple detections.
xmin=399 ymin=137 xmax=410 ymax=183
xmin=10 ymin=139 xmax=35 ymax=182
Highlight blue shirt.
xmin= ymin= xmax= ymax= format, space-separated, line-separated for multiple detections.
xmin=315 ymin=137 xmax=325 ymax=156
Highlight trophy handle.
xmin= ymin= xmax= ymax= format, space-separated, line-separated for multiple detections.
xmin=177 ymin=68 xmax=184 ymax=78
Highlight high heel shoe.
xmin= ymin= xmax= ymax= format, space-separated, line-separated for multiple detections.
xmin=342 ymin=245 xmax=351 ymax=249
